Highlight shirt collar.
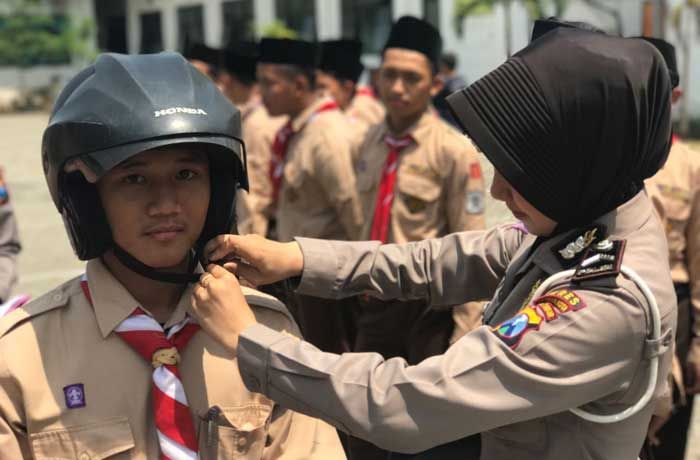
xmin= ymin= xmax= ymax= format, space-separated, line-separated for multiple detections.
xmin=239 ymin=95 xmax=262 ymax=120
xmin=85 ymin=259 xmax=201 ymax=338
xmin=290 ymin=95 xmax=335 ymax=133
xmin=377 ymin=108 xmax=436 ymax=146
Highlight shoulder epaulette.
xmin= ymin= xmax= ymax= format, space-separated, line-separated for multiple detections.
xmin=241 ymin=286 xmax=295 ymax=324
xmin=572 ymin=239 xmax=627 ymax=282
xmin=0 ymin=278 xmax=77 ymax=339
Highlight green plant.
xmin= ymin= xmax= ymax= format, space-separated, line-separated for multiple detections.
xmin=258 ymin=20 xmax=299 ymax=39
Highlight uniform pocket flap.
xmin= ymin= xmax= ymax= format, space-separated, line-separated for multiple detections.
xmin=31 ymin=416 xmax=134 ymax=459
xmin=221 ymin=402 xmax=273 ymax=431
xmin=396 ymin=173 xmax=440 ymax=202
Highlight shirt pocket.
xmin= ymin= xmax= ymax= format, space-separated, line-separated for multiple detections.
xmin=30 ymin=416 xmax=135 ymax=460
xmin=394 ymin=174 xmax=441 ymax=236
xmin=200 ymin=402 xmax=273 ymax=460
xmin=281 ymin=162 xmax=305 ymax=205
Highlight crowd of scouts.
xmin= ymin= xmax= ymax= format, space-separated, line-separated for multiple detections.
xmin=0 ymin=13 xmax=696 ymax=460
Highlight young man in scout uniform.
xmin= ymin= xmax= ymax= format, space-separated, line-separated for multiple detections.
xmin=0 ymin=167 xmax=21 ymax=306
xmin=643 ymin=37 xmax=700 ymax=460
xmin=215 ymin=41 xmax=285 ymax=236
xmin=347 ymin=15 xmax=486 ymax=459
xmin=256 ymin=37 xmax=363 ymax=353
xmin=183 ymin=37 xmax=220 ymax=81
xmin=316 ymin=39 xmax=385 ymax=141
xmin=0 ymin=52 xmax=344 ymax=459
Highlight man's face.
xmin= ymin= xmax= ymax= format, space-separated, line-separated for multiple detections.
xmin=216 ymin=71 xmax=250 ymax=106
xmin=97 ymin=146 xmax=211 ymax=268
xmin=378 ymin=48 xmax=441 ymax=121
xmin=316 ymin=71 xmax=353 ymax=109
xmin=490 ymin=169 xmax=557 ymax=236
xmin=257 ymin=63 xmax=300 ymax=116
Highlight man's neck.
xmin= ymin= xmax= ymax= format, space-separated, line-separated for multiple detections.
xmin=288 ymin=92 xmax=317 ymax=121
xmin=101 ymin=251 xmax=188 ymax=324
xmin=387 ymin=108 xmax=425 ymax=135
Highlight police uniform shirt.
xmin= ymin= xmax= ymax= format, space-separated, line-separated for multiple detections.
xmin=237 ymin=191 xmax=676 ymax=460
xmin=275 ymin=97 xmax=363 ymax=242
xmin=236 ymin=97 xmax=286 ymax=236
xmin=0 ymin=259 xmax=345 ymax=459
xmin=355 ymin=109 xmax=486 ymax=243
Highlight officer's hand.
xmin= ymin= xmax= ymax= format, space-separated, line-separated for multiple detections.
xmin=191 ymin=264 xmax=257 ymax=353
xmin=685 ymin=343 xmax=700 ymax=394
xmin=204 ymin=234 xmax=304 ymax=287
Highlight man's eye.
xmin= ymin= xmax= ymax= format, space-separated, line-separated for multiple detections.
xmin=176 ymin=170 xmax=196 ymax=180
xmin=123 ymin=175 xmax=145 ymax=184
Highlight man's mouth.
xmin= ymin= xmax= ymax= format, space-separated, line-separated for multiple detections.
xmin=144 ymin=225 xmax=185 ymax=241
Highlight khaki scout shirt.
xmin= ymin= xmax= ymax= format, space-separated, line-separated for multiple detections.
xmin=0 ymin=200 xmax=20 ymax=302
xmin=646 ymin=140 xmax=700 ymax=337
xmin=237 ymin=191 xmax=676 ymax=459
xmin=346 ymin=90 xmax=385 ymax=129
xmin=236 ymin=98 xmax=286 ymax=236
xmin=355 ymin=110 xmax=485 ymax=243
xmin=0 ymin=259 xmax=344 ymax=459
xmin=274 ymin=97 xmax=363 ymax=242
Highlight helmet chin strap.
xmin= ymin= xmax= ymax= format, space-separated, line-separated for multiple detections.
xmin=112 ymin=245 xmax=201 ymax=284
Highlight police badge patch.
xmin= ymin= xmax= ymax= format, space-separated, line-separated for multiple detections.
xmin=466 ymin=190 xmax=484 ymax=214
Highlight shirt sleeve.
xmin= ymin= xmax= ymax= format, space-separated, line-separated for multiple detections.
xmin=296 ymin=224 xmax=526 ymax=307
xmin=0 ymin=203 xmax=20 ymax=303
xmin=0 ymin=342 xmax=30 ymax=458
xmin=445 ymin=135 xmax=486 ymax=233
xmin=238 ymin=284 xmax=648 ymax=453
xmin=688 ymin=184 xmax=700 ymax=341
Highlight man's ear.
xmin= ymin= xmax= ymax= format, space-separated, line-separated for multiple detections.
xmin=430 ymin=72 xmax=445 ymax=98
xmin=293 ymin=73 xmax=311 ymax=94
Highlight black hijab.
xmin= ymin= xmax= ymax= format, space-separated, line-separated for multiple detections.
xmin=447 ymin=28 xmax=672 ymax=229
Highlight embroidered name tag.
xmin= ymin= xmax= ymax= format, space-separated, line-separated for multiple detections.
xmin=492 ymin=289 xmax=587 ymax=349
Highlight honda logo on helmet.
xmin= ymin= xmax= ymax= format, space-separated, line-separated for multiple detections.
xmin=154 ymin=107 xmax=208 ymax=117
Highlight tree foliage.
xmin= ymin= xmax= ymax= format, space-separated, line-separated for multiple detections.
xmin=0 ymin=1 xmax=94 ymax=67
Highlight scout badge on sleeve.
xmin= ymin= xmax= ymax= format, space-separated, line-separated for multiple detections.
xmin=491 ymin=289 xmax=587 ymax=349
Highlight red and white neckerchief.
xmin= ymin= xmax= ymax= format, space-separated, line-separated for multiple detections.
xmin=356 ymin=86 xmax=377 ymax=99
xmin=80 ymin=275 xmax=200 ymax=460
xmin=269 ymin=100 xmax=339 ymax=203
xmin=369 ymin=134 xmax=414 ymax=243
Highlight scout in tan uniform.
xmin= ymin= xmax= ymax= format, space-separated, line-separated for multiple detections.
xmin=216 ymin=41 xmax=286 ymax=236
xmin=316 ymin=39 xmax=385 ymax=147
xmin=642 ymin=37 xmax=700 ymax=460
xmin=256 ymin=38 xmax=363 ymax=354
xmin=191 ymin=29 xmax=677 ymax=460
xmin=0 ymin=52 xmax=344 ymax=459
xmin=0 ymin=167 xmax=20 ymax=304
xmin=345 ymin=16 xmax=486 ymax=459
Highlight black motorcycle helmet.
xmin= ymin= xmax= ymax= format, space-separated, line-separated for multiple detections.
xmin=42 ymin=52 xmax=247 ymax=282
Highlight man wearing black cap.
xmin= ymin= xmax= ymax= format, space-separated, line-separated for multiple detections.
xmin=182 ymin=37 xmax=220 ymax=81
xmin=216 ymin=42 xmax=286 ymax=236
xmin=317 ymin=39 xmax=385 ymax=142
xmin=256 ymin=37 xmax=363 ymax=354
xmin=644 ymin=36 xmax=700 ymax=460
xmin=348 ymin=15 xmax=485 ymax=459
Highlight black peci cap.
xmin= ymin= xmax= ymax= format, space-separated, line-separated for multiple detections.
xmin=222 ymin=40 xmax=259 ymax=84
xmin=319 ymin=39 xmax=364 ymax=83
xmin=182 ymin=36 xmax=221 ymax=66
xmin=530 ymin=17 xmax=604 ymax=43
xmin=383 ymin=16 xmax=442 ymax=70
xmin=638 ymin=37 xmax=679 ymax=88
xmin=259 ymin=38 xmax=319 ymax=68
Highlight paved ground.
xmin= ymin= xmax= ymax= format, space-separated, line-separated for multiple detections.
xmin=0 ymin=111 xmax=698 ymax=457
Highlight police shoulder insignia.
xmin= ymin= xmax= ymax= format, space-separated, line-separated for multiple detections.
xmin=0 ymin=176 xmax=9 ymax=205
xmin=572 ymin=239 xmax=626 ymax=282
xmin=491 ymin=289 xmax=587 ymax=349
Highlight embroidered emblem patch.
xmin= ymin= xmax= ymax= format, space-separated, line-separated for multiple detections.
xmin=492 ymin=289 xmax=587 ymax=349
xmin=558 ymin=228 xmax=598 ymax=260
xmin=470 ymin=162 xmax=482 ymax=180
xmin=0 ymin=175 xmax=9 ymax=205
xmin=572 ymin=239 xmax=626 ymax=282
xmin=64 ymin=383 xmax=86 ymax=409
xmin=466 ymin=190 xmax=484 ymax=214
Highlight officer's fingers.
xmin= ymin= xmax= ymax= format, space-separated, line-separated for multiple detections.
xmin=205 ymin=234 xmax=254 ymax=263
xmin=191 ymin=283 xmax=210 ymax=307
xmin=207 ymin=263 xmax=234 ymax=279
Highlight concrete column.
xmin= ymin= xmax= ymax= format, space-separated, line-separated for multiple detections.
xmin=316 ymin=0 xmax=341 ymax=39
xmin=392 ymin=0 xmax=422 ymax=20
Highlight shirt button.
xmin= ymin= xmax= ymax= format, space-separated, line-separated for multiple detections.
xmin=237 ymin=435 xmax=248 ymax=450
xmin=78 ymin=452 xmax=91 ymax=460
xmin=53 ymin=293 xmax=62 ymax=302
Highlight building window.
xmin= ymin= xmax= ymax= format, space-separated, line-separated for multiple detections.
xmin=221 ymin=0 xmax=254 ymax=46
xmin=275 ymin=0 xmax=316 ymax=41
xmin=423 ymin=0 xmax=439 ymax=28
xmin=139 ymin=12 xmax=162 ymax=53
xmin=178 ymin=5 xmax=204 ymax=50
xmin=341 ymin=0 xmax=391 ymax=55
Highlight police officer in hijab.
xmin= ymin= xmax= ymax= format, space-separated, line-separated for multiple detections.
xmin=190 ymin=28 xmax=676 ymax=460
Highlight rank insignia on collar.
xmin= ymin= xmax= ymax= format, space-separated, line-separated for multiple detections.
xmin=572 ymin=239 xmax=626 ymax=282
xmin=558 ymin=228 xmax=598 ymax=260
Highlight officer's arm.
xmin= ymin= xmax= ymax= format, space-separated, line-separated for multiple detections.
xmin=238 ymin=285 xmax=651 ymax=453
xmin=0 ymin=203 xmax=20 ymax=302
xmin=687 ymin=185 xmax=700 ymax=356
xmin=296 ymin=223 xmax=525 ymax=307
xmin=313 ymin=130 xmax=364 ymax=240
